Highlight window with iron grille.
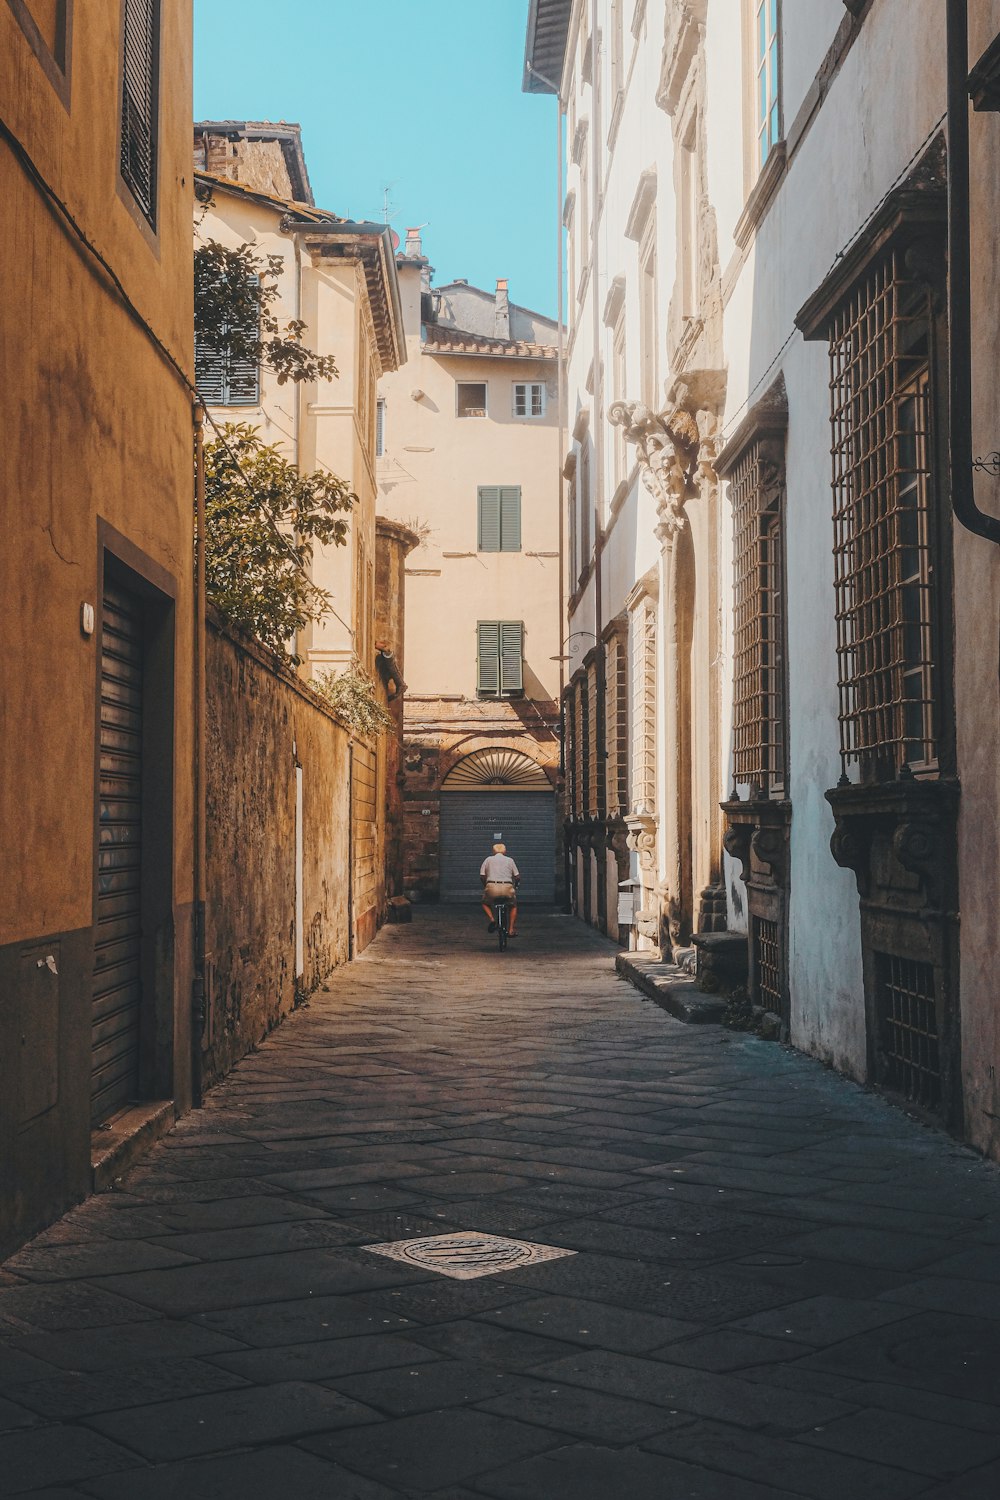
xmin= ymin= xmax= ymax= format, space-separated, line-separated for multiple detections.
xmin=874 ymin=951 xmax=940 ymax=1109
xmin=753 ymin=915 xmax=783 ymax=1014
xmin=630 ymin=600 xmax=657 ymax=813
xmin=731 ymin=438 xmax=787 ymax=796
xmin=605 ymin=630 xmax=629 ymax=816
xmin=577 ymin=676 xmax=589 ymax=817
xmin=828 ymin=252 xmax=937 ymax=780
xmin=195 ymin=275 xmax=261 ymax=407
xmin=120 ymin=0 xmax=159 ymax=226
xmin=376 ymin=398 xmax=386 ymax=457
xmin=586 ymin=657 xmax=601 ymax=817
xmin=477 ymin=487 xmax=521 ymax=552
xmin=477 ymin=621 xmax=523 ymax=697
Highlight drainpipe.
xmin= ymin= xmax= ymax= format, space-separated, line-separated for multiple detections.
xmin=946 ymin=0 xmax=1000 ymax=543
xmin=191 ymin=402 xmax=207 ymax=1109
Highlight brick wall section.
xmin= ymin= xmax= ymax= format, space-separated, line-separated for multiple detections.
xmin=204 ymin=614 xmax=351 ymax=1088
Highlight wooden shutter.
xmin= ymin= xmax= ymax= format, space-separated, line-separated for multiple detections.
xmin=500 ymin=487 xmax=521 ymax=552
xmin=478 ymin=488 xmax=501 ymax=552
xmin=120 ymin=0 xmax=157 ymax=224
xmin=194 ymin=330 xmax=226 ymax=405
xmin=376 ymin=399 xmax=385 ymax=456
xmin=500 ymin=621 xmax=523 ymax=694
xmin=477 ymin=622 xmax=501 ymax=694
xmin=225 ymin=348 xmax=260 ymax=405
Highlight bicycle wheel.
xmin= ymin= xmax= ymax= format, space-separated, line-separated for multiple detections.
xmin=497 ymin=902 xmax=508 ymax=951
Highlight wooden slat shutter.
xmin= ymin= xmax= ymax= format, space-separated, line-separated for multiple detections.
xmin=194 ymin=330 xmax=226 ymax=405
xmin=477 ymin=622 xmax=500 ymax=694
xmin=500 ymin=487 xmax=521 ymax=552
xmin=500 ymin=621 xmax=523 ymax=694
xmin=478 ymin=488 xmax=501 ymax=552
xmin=120 ymin=0 xmax=157 ymax=224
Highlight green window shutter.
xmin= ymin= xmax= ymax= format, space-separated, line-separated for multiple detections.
xmin=500 ymin=487 xmax=521 ymax=551
xmin=500 ymin=621 xmax=523 ymax=694
xmin=477 ymin=621 xmax=501 ymax=694
xmin=478 ymin=487 xmax=501 ymax=551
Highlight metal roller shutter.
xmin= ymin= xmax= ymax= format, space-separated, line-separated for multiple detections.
xmin=92 ymin=582 xmax=144 ymax=1124
xmin=440 ymin=792 xmax=555 ymax=904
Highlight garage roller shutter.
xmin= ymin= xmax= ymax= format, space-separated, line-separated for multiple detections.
xmin=439 ymin=791 xmax=556 ymax=903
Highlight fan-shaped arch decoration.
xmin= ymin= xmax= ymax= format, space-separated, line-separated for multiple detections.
xmin=442 ymin=748 xmax=550 ymax=792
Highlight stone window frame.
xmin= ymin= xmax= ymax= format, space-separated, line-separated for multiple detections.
xmin=7 ymin=0 xmax=73 ymax=107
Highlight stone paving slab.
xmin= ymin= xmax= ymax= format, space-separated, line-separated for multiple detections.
xmin=3 ymin=907 xmax=1000 ymax=1498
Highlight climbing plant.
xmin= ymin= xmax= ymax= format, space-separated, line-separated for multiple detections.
xmin=312 ymin=663 xmax=393 ymax=737
xmin=202 ymin=423 xmax=355 ymax=661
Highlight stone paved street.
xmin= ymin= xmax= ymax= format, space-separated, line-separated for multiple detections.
xmin=2 ymin=909 xmax=1000 ymax=1497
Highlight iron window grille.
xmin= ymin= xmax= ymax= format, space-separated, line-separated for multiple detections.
xmin=731 ymin=438 xmax=787 ymax=796
xmin=120 ymin=0 xmax=159 ymax=226
xmin=604 ymin=631 xmax=629 ymax=817
xmin=586 ymin=656 xmax=601 ymax=817
xmin=753 ymin=915 xmax=783 ymax=1014
xmin=630 ymin=600 xmax=657 ymax=814
xmin=874 ymin=951 xmax=941 ymax=1109
xmin=477 ymin=621 xmax=523 ymax=697
xmin=513 ymin=382 xmax=546 ymax=418
xmin=828 ymin=251 xmax=938 ymax=780
xmin=477 ymin=487 xmax=522 ymax=552
xmin=376 ymin=398 xmax=386 ymax=457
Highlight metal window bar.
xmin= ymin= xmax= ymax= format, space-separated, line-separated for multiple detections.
xmin=630 ymin=602 xmax=656 ymax=813
xmin=753 ymin=915 xmax=782 ymax=1013
xmin=874 ymin=951 xmax=940 ymax=1109
xmin=587 ymin=658 xmax=601 ymax=817
xmin=828 ymin=252 xmax=937 ymax=779
xmin=731 ymin=443 xmax=786 ymax=795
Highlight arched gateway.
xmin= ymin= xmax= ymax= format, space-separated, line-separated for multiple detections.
xmin=439 ymin=749 xmax=556 ymax=903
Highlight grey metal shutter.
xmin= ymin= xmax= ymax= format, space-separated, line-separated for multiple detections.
xmin=120 ymin=0 xmax=157 ymax=224
xmin=440 ymin=792 xmax=556 ymax=903
xmin=500 ymin=486 xmax=521 ymax=551
xmin=92 ymin=582 xmax=144 ymax=1124
xmin=194 ymin=329 xmax=226 ymax=404
xmin=478 ymin=621 xmax=500 ymax=693
xmin=478 ymin=488 xmax=501 ymax=552
xmin=500 ymin=621 xmax=523 ymax=694
xmin=195 ymin=276 xmax=260 ymax=407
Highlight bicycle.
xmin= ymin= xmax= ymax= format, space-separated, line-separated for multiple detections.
xmin=493 ymin=897 xmax=510 ymax=951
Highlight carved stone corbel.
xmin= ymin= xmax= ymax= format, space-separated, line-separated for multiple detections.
xmin=625 ymin=811 xmax=658 ymax=872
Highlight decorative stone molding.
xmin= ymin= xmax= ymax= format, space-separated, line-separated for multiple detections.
xmin=610 ymin=369 xmax=725 ymax=544
xmin=825 ymin=777 xmax=959 ymax=908
xmin=722 ymin=795 xmax=792 ymax=891
xmin=625 ymin=811 xmax=658 ymax=872
xmin=656 ymin=0 xmax=706 ymax=117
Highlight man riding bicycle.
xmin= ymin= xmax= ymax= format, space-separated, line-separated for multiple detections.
xmin=480 ymin=843 xmax=520 ymax=937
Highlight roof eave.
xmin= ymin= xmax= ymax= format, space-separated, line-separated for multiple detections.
xmin=523 ymin=0 xmax=572 ymax=94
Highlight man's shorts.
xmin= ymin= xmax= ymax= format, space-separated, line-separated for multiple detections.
xmin=484 ymin=880 xmax=517 ymax=903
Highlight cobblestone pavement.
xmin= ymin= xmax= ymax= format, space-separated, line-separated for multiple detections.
xmin=3 ymin=908 xmax=1000 ymax=1498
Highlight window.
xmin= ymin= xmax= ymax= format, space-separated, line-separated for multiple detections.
xmin=752 ymin=0 xmax=781 ymax=170
xmin=611 ymin=0 xmax=625 ymax=101
xmin=120 ymin=0 xmax=159 ymax=226
xmin=477 ymin=487 xmax=521 ymax=552
xmin=477 ymin=622 xmax=523 ymax=696
xmin=828 ymin=251 xmax=937 ymax=780
xmin=678 ymin=114 xmax=699 ymax=318
xmin=195 ymin=276 xmax=260 ymax=406
xmin=457 ymin=382 xmax=487 ymax=418
xmin=513 ymin=382 xmax=546 ymax=419
xmin=375 ymin=397 xmax=386 ymax=457
xmin=875 ymin=951 xmax=940 ymax=1109
xmin=731 ymin=437 xmax=787 ymax=797
xmin=630 ymin=598 xmax=657 ymax=814
xmin=604 ymin=626 xmax=629 ymax=816
xmin=638 ymin=218 xmax=657 ymax=407
xmin=577 ymin=438 xmax=592 ymax=575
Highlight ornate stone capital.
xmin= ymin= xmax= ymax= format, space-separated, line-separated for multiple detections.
xmin=609 ymin=400 xmax=694 ymax=544
xmin=825 ymin=778 xmax=959 ymax=908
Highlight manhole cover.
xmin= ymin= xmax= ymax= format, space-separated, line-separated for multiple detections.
xmin=364 ymin=1231 xmax=576 ymax=1281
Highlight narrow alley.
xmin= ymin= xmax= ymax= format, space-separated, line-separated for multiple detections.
xmin=1 ymin=910 xmax=999 ymax=1499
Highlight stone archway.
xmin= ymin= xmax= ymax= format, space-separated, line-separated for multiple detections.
xmin=439 ymin=748 xmax=555 ymax=902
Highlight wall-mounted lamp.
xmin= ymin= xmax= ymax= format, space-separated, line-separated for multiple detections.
xmin=549 ymin=630 xmax=597 ymax=662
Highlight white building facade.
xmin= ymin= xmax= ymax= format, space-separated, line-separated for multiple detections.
xmin=526 ymin=0 xmax=1000 ymax=1161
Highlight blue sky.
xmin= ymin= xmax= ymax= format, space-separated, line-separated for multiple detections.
xmin=194 ymin=1 xmax=559 ymax=319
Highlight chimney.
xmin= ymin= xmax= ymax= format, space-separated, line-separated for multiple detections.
xmin=405 ymin=226 xmax=424 ymax=259
xmin=495 ymin=278 xmax=510 ymax=340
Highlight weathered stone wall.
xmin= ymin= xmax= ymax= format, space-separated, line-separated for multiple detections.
xmin=204 ymin=616 xmax=351 ymax=1088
